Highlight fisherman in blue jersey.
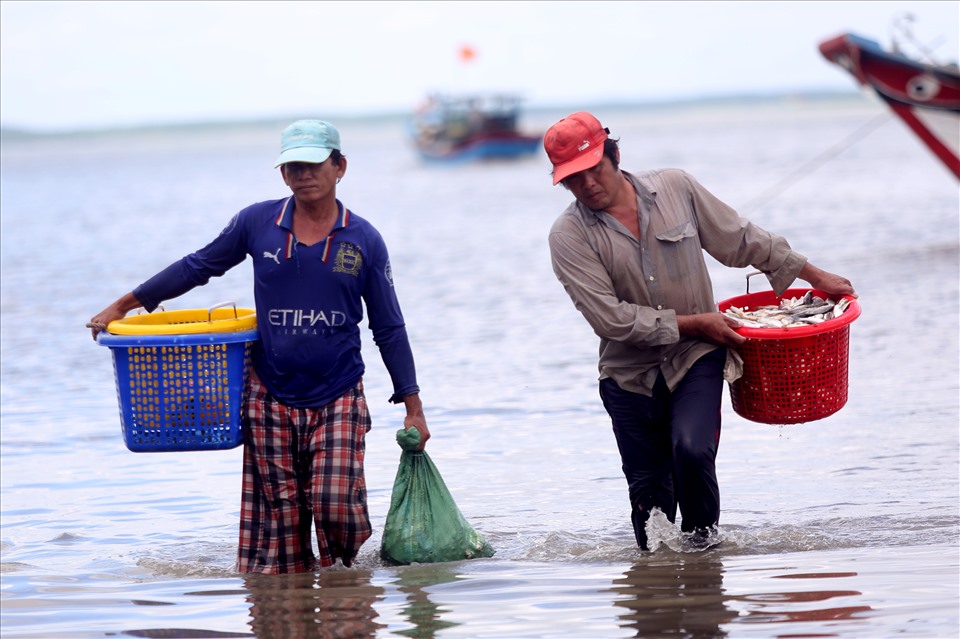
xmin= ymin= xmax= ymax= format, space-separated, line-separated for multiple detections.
xmin=89 ymin=120 xmax=430 ymax=573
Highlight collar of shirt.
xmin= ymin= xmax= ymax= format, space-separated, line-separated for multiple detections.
xmin=273 ymin=197 xmax=351 ymax=263
xmin=572 ymin=170 xmax=659 ymax=226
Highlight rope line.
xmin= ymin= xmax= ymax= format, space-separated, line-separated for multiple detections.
xmin=738 ymin=112 xmax=892 ymax=215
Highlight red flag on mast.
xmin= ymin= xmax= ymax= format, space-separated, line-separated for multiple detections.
xmin=458 ymin=44 xmax=477 ymax=63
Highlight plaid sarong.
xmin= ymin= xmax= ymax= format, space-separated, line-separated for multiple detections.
xmin=236 ymin=376 xmax=372 ymax=573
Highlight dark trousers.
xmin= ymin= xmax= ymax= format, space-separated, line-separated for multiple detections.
xmin=599 ymin=348 xmax=725 ymax=549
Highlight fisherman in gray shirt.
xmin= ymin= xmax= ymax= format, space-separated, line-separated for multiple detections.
xmin=544 ymin=111 xmax=856 ymax=549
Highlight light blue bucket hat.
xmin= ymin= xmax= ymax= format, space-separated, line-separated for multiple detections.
xmin=275 ymin=120 xmax=341 ymax=167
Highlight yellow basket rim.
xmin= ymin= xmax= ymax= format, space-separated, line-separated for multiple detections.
xmin=106 ymin=308 xmax=257 ymax=335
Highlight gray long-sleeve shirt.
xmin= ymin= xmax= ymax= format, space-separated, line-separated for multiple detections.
xmin=548 ymin=168 xmax=807 ymax=396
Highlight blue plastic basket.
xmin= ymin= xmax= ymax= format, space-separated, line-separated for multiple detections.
xmin=97 ymin=312 xmax=257 ymax=453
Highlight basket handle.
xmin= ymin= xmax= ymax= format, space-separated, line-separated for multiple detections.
xmin=208 ymin=301 xmax=239 ymax=322
xmin=745 ymin=271 xmax=767 ymax=294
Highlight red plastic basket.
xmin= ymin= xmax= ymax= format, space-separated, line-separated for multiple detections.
xmin=718 ymin=288 xmax=861 ymax=425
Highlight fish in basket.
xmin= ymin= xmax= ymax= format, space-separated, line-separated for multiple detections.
xmin=718 ymin=288 xmax=861 ymax=425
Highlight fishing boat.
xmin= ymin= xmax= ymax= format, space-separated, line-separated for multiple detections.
xmin=411 ymin=94 xmax=542 ymax=163
xmin=819 ymin=25 xmax=960 ymax=179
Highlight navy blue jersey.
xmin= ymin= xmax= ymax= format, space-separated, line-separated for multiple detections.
xmin=134 ymin=197 xmax=419 ymax=408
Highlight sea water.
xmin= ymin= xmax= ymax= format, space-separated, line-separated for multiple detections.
xmin=1 ymin=95 xmax=958 ymax=638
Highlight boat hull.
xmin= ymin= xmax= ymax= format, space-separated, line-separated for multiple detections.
xmin=411 ymin=93 xmax=543 ymax=164
xmin=416 ymin=134 xmax=542 ymax=163
xmin=819 ymin=33 xmax=960 ymax=179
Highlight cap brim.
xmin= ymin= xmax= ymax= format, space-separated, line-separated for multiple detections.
xmin=552 ymin=147 xmax=604 ymax=185
xmin=274 ymin=147 xmax=334 ymax=168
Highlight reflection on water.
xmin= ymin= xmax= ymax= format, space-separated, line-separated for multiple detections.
xmin=111 ymin=556 xmax=882 ymax=639
xmin=244 ymin=570 xmax=385 ymax=639
xmin=733 ymin=588 xmax=870 ymax=625
xmin=390 ymin=564 xmax=462 ymax=638
xmin=124 ymin=629 xmax=253 ymax=638
xmin=610 ymin=555 xmax=875 ymax=638
xmin=240 ymin=564 xmax=463 ymax=639
xmin=611 ymin=556 xmax=735 ymax=638
xmin=730 ymin=569 xmax=870 ymax=627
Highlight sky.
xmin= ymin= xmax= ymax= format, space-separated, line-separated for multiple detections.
xmin=1 ymin=1 xmax=958 ymax=132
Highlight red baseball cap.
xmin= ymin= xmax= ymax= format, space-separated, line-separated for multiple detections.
xmin=543 ymin=112 xmax=609 ymax=185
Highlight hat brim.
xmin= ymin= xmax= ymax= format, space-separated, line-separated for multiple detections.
xmin=274 ymin=146 xmax=334 ymax=168
xmin=551 ymin=146 xmax=604 ymax=185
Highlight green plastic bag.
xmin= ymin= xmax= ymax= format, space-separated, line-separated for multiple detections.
xmin=380 ymin=428 xmax=495 ymax=565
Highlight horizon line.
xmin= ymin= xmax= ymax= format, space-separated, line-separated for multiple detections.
xmin=1 ymin=89 xmax=864 ymax=138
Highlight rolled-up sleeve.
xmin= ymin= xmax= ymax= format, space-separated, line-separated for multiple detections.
xmin=686 ymin=172 xmax=807 ymax=296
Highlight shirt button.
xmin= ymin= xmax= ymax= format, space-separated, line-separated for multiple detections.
xmin=657 ymin=305 xmax=663 ymax=310
xmin=648 ymin=275 xmax=655 ymax=281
